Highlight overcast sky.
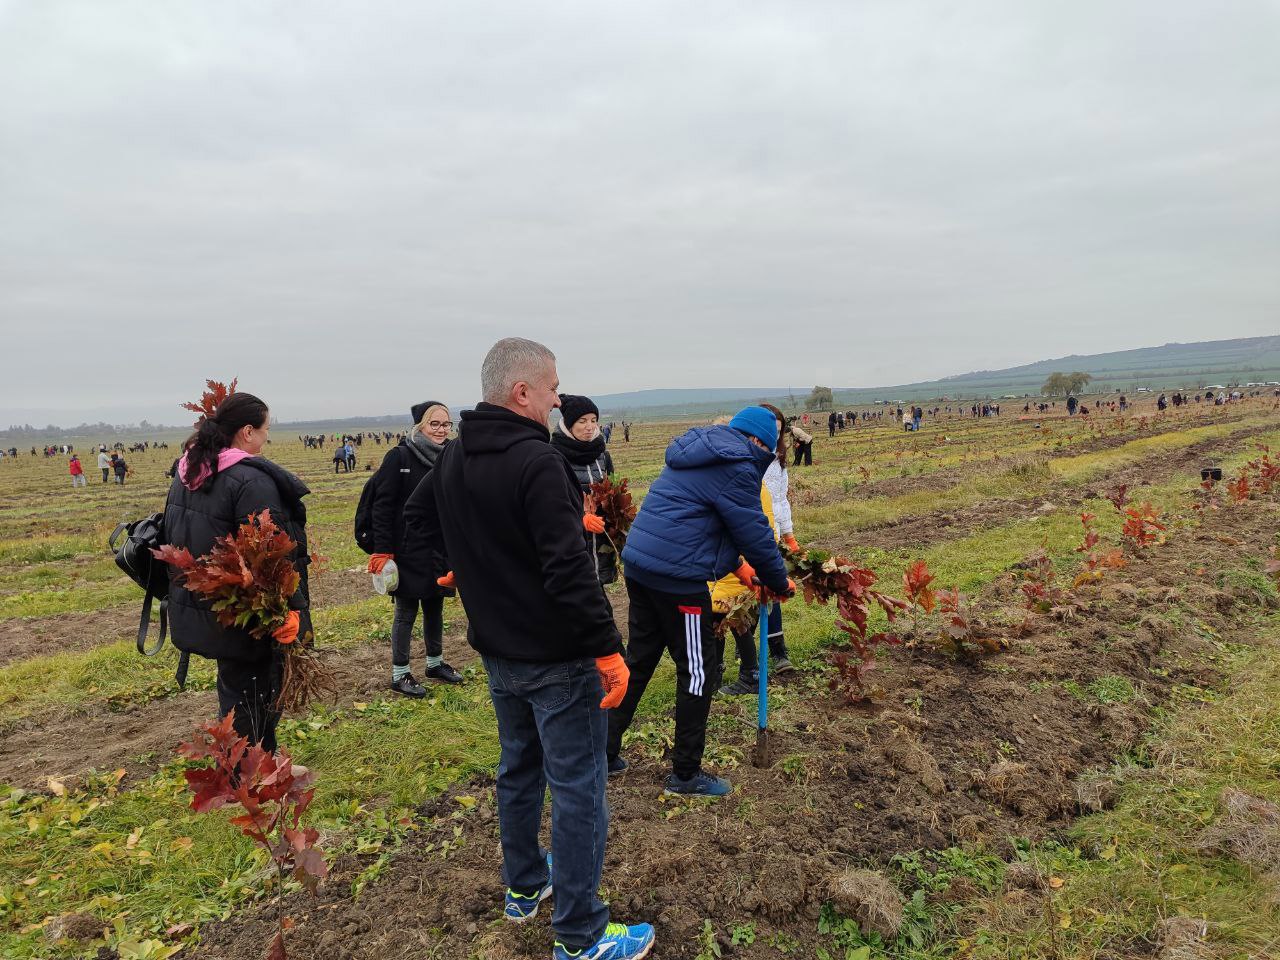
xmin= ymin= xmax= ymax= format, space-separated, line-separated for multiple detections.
xmin=2 ymin=1 xmax=1278 ymax=426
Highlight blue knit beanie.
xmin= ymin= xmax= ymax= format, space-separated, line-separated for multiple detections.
xmin=728 ymin=406 xmax=778 ymax=451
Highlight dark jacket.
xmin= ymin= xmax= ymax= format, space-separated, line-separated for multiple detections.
xmin=420 ymin=402 xmax=621 ymax=663
xmin=163 ymin=458 xmax=312 ymax=661
xmin=549 ymin=425 xmax=618 ymax=585
xmin=621 ymin=425 xmax=788 ymax=595
xmin=371 ymin=438 xmax=446 ymax=600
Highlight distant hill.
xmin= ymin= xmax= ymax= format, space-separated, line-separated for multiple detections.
xmin=591 ymin=336 xmax=1280 ymax=418
xmin=6 ymin=336 xmax=1278 ymax=440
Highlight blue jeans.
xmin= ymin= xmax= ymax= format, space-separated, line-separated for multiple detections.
xmin=482 ymin=655 xmax=610 ymax=950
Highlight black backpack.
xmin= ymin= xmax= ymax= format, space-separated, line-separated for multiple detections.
xmin=353 ymin=472 xmax=382 ymax=555
xmin=109 ymin=511 xmax=190 ymax=687
xmin=354 ymin=446 xmax=408 ymax=554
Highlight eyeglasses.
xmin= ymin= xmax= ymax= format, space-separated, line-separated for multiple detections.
xmin=427 ymin=421 xmax=453 ymax=430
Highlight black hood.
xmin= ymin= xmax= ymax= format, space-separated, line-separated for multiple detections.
xmin=458 ymin=402 xmax=550 ymax=456
xmin=239 ymin=457 xmax=310 ymax=509
xmin=550 ymin=422 xmax=606 ymax=465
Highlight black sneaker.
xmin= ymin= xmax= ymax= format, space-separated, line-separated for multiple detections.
xmin=718 ymin=677 xmax=757 ymax=696
xmin=664 ymin=771 xmax=731 ymax=797
xmin=426 ymin=662 xmax=464 ymax=684
xmin=391 ymin=673 xmax=427 ymax=698
xmin=608 ymin=754 xmax=628 ymax=777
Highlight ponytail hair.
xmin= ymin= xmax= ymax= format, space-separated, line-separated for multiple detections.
xmin=182 ymin=392 xmax=269 ymax=489
xmin=760 ymin=402 xmax=787 ymax=468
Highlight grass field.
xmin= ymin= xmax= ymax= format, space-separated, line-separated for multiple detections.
xmin=1 ymin=394 xmax=1279 ymax=959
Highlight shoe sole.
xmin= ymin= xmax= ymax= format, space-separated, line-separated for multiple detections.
xmin=389 ymin=685 xmax=427 ymax=699
xmin=662 ymin=787 xmax=730 ymax=798
xmin=557 ymin=936 xmax=654 ymax=960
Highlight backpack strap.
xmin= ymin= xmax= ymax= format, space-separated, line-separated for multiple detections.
xmin=136 ymin=583 xmax=168 ymax=657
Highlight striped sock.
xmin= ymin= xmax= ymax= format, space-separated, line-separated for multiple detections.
xmin=392 ymin=663 xmax=410 ymax=681
xmin=426 ymin=655 xmax=443 ymax=670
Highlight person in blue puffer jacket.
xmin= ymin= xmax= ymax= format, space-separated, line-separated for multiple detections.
xmin=606 ymin=406 xmax=794 ymax=798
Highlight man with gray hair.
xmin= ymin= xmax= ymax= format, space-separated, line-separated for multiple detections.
xmin=419 ymin=337 xmax=655 ymax=959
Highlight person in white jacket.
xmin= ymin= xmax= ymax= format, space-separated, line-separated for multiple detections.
xmin=97 ymin=450 xmax=111 ymax=483
xmin=760 ymin=404 xmax=798 ymax=673
xmin=720 ymin=402 xmax=799 ymax=696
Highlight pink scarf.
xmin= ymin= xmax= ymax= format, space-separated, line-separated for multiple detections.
xmin=179 ymin=447 xmax=253 ymax=490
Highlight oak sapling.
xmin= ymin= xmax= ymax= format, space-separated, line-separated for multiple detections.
xmin=179 ymin=712 xmax=327 ymax=960
xmin=1019 ymin=549 xmax=1067 ymax=615
xmin=934 ymin=587 xmax=1003 ymax=658
xmin=1227 ymin=471 xmax=1251 ymax=505
xmin=900 ymin=558 xmax=936 ymax=638
xmin=1073 ymin=512 xmax=1126 ymax=586
xmin=1120 ymin=502 xmax=1166 ymax=550
xmin=1104 ymin=483 xmax=1130 ymax=513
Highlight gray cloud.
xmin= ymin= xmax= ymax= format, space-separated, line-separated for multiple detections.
xmin=2 ymin=0 xmax=1277 ymax=424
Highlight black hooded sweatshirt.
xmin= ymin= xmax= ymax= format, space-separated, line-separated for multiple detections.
xmin=411 ymin=402 xmax=621 ymax=662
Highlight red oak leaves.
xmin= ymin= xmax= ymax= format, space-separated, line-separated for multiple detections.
xmin=181 ymin=378 xmax=239 ymax=425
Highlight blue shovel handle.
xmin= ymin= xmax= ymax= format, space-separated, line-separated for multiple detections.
xmin=757 ymin=600 xmax=771 ymax=731
xmin=753 ymin=599 xmax=772 ymax=767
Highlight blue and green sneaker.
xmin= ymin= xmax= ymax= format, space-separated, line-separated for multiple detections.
xmin=503 ymin=854 xmax=552 ymax=923
xmin=552 ymin=922 xmax=656 ymax=959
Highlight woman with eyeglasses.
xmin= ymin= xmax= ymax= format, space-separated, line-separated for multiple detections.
xmin=368 ymin=401 xmax=463 ymax=696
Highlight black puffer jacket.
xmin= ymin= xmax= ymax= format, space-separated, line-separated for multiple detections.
xmin=549 ymin=425 xmax=618 ymax=584
xmin=163 ymin=458 xmax=312 ymax=661
xmin=418 ymin=403 xmax=621 ymax=663
xmin=371 ymin=438 xmax=448 ymax=600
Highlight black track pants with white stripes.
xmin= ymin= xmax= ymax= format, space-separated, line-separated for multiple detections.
xmin=606 ymin=577 xmax=721 ymax=780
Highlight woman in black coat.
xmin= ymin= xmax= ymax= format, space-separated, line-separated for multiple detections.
xmin=163 ymin=392 xmax=312 ymax=752
xmin=549 ymin=394 xmax=617 ymax=585
xmin=368 ymin=402 xmax=461 ymax=697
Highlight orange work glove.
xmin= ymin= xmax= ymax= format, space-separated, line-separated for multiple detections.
xmin=273 ymin=610 xmax=301 ymax=645
xmin=781 ymin=534 xmax=801 ymax=553
xmin=733 ymin=562 xmax=758 ymax=590
xmin=583 ymin=513 xmax=606 ymax=535
xmin=436 ymin=570 xmax=456 ymax=588
xmin=367 ymin=553 xmax=394 ymax=574
xmin=595 ymin=653 xmax=630 ymax=709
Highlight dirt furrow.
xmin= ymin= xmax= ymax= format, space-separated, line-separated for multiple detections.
xmin=803 ymin=414 xmax=1269 ymax=508
xmin=0 ymin=625 xmax=469 ymax=789
xmin=0 ymin=567 xmax=371 ymax=668
xmin=818 ymin=421 xmax=1274 ymax=555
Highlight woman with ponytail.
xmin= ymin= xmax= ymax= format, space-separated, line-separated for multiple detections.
xmin=163 ymin=386 xmax=313 ymax=751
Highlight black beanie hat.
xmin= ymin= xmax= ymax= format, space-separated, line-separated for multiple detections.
xmin=558 ymin=394 xmax=599 ymax=430
xmin=411 ymin=400 xmax=447 ymax=424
